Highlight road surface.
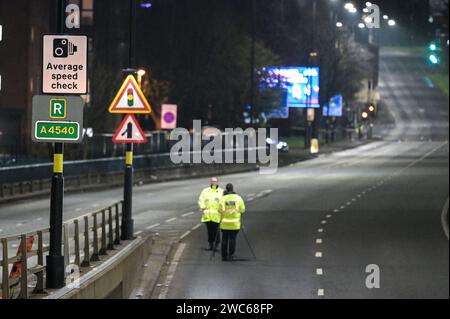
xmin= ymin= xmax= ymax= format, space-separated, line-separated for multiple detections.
xmin=0 ymin=48 xmax=448 ymax=299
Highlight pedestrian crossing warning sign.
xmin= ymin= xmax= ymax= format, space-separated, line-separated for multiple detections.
xmin=108 ymin=75 xmax=152 ymax=114
xmin=112 ymin=114 xmax=148 ymax=144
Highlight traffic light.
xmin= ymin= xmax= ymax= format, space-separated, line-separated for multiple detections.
xmin=428 ymin=40 xmax=441 ymax=65
xmin=127 ymin=88 xmax=134 ymax=107
xmin=361 ymin=111 xmax=369 ymax=120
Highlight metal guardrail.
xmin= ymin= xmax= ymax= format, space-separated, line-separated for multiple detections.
xmin=0 ymin=201 xmax=123 ymax=299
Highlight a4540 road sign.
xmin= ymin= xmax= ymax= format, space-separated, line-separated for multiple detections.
xmin=31 ymin=95 xmax=84 ymax=143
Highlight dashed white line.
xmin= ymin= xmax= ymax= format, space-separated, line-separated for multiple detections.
xmin=333 ymin=209 xmax=339 ymax=213
xmin=326 ymin=215 xmax=332 ymax=219
xmin=318 ymin=289 xmax=325 ymax=296
xmin=315 ymin=252 xmax=323 ymax=258
xmin=346 ymin=202 xmax=351 ymax=206
xmin=192 ymin=223 xmax=202 ymax=231
xmin=340 ymin=206 xmax=345 ymax=210
xmin=247 ymin=194 xmax=256 ymax=198
xmin=248 ymin=197 xmax=255 ymax=202
xmin=16 ymin=223 xmax=23 ymax=227
xmin=318 ymin=228 xmax=324 ymax=233
xmin=165 ymin=217 xmax=177 ymax=223
xmin=134 ymin=231 xmax=143 ymax=236
xmin=316 ymin=239 xmax=323 ymax=244
xmin=146 ymin=223 xmax=160 ymax=230
xmin=316 ymin=268 xmax=323 ymax=276
xmin=180 ymin=231 xmax=192 ymax=240
xmin=181 ymin=212 xmax=195 ymax=217
xmin=352 ymin=198 xmax=356 ymax=202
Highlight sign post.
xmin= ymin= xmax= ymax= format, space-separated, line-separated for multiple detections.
xmin=43 ymin=0 xmax=88 ymax=290
xmin=109 ymin=73 xmax=152 ymax=240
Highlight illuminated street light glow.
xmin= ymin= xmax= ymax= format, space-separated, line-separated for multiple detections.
xmin=365 ymin=2 xmax=372 ymax=7
xmin=429 ymin=54 xmax=439 ymax=64
xmin=358 ymin=23 xmax=366 ymax=29
xmin=369 ymin=105 xmax=375 ymax=112
xmin=137 ymin=69 xmax=146 ymax=76
xmin=388 ymin=19 xmax=396 ymax=26
xmin=362 ymin=112 xmax=369 ymax=119
xmin=383 ymin=15 xmax=389 ymax=20
xmin=364 ymin=16 xmax=373 ymax=24
xmin=344 ymin=3 xmax=354 ymax=10
xmin=336 ymin=22 xmax=344 ymax=28
xmin=429 ymin=43 xmax=437 ymax=51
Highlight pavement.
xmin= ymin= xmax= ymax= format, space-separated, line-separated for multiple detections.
xmin=0 ymin=48 xmax=449 ymax=299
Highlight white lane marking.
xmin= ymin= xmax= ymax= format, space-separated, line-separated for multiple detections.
xmin=315 ymin=252 xmax=323 ymax=258
xmin=0 ymin=229 xmax=3 ymax=233
xmin=158 ymin=243 xmax=187 ymax=299
xmin=441 ymin=198 xmax=449 ymax=240
xmin=134 ymin=231 xmax=143 ymax=236
xmin=318 ymin=289 xmax=325 ymax=296
xmin=321 ymin=220 xmax=327 ymax=225
xmin=248 ymin=197 xmax=255 ymax=202
xmin=16 ymin=223 xmax=23 ymax=227
xmin=362 ymin=191 xmax=366 ymax=194
xmin=333 ymin=209 xmax=339 ymax=213
xmin=352 ymin=198 xmax=356 ymax=202
xmin=400 ymin=141 xmax=448 ymax=172
xmin=357 ymin=194 xmax=362 ymax=198
xmin=318 ymin=228 xmax=324 ymax=233
xmin=180 ymin=231 xmax=191 ymax=240
xmin=316 ymin=239 xmax=323 ymax=244
xmin=182 ymin=212 xmax=195 ymax=217
xmin=340 ymin=206 xmax=345 ymax=210
xmin=326 ymin=215 xmax=332 ymax=219
xmin=165 ymin=217 xmax=177 ymax=223
xmin=316 ymin=268 xmax=323 ymax=276
xmin=346 ymin=202 xmax=351 ymax=206
xmin=247 ymin=194 xmax=256 ymax=198
xmin=146 ymin=223 xmax=160 ymax=230
xmin=192 ymin=223 xmax=202 ymax=231
xmin=75 ymin=207 xmax=82 ymax=212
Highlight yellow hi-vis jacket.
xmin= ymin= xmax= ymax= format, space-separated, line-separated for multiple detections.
xmin=220 ymin=193 xmax=246 ymax=230
xmin=198 ymin=186 xmax=223 ymax=223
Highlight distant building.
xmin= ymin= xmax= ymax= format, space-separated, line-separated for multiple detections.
xmin=0 ymin=0 xmax=130 ymax=162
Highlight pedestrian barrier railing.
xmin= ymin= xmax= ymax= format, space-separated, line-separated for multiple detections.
xmin=0 ymin=201 xmax=123 ymax=299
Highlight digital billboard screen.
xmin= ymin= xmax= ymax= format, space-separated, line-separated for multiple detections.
xmin=261 ymin=67 xmax=320 ymax=109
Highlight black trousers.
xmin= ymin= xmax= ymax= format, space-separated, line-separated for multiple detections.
xmin=205 ymin=222 xmax=220 ymax=247
xmin=221 ymin=230 xmax=239 ymax=259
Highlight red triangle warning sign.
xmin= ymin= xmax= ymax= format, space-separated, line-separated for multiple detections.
xmin=112 ymin=114 xmax=148 ymax=144
xmin=109 ymin=75 xmax=152 ymax=114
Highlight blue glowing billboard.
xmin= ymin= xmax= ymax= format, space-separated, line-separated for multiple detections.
xmin=262 ymin=67 xmax=320 ymax=108
xmin=323 ymin=95 xmax=343 ymax=117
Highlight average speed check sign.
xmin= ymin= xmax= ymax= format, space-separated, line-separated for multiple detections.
xmin=42 ymin=34 xmax=88 ymax=94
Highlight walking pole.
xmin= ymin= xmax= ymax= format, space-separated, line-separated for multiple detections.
xmin=241 ymin=226 xmax=257 ymax=260
xmin=210 ymin=224 xmax=220 ymax=261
